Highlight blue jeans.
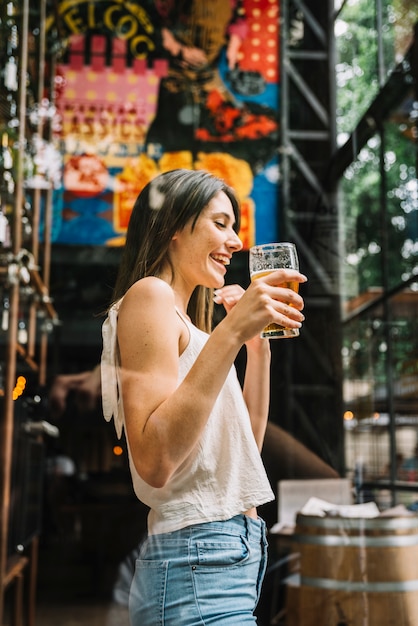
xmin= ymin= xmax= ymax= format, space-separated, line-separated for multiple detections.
xmin=129 ymin=514 xmax=268 ymax=625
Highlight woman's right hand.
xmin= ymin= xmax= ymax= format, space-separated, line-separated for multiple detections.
xmin=221 ymin=269 xmax=307 ymax=344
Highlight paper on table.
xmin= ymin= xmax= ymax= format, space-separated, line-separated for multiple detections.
xmin=269 ymin=498 xmax=380 ymax=534
xmin=299 ymin=497 xmax=380 ymax=518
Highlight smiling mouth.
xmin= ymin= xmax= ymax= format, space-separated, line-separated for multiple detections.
xmin=210 ymin=254 xmax=230 ymax=267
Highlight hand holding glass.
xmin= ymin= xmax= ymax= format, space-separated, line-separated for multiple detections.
xmin=249 ymin=242 xmax=300 ymax=339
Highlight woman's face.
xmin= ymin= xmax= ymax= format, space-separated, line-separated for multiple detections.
xmin=169 ymin=191 xmax=242 ymax=291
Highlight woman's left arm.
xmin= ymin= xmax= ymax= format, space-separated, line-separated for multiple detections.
xmin=242 ymin=336 xmax=271 ymax=450
xmin=214 ymin=285 xmax=271 ymax=450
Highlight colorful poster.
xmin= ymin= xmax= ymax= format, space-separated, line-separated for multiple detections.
xmin=50 ymin=0 xmax=280 ymax=248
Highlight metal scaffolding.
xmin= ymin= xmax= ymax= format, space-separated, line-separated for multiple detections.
xmin=275 ymin=0 xmax=344 ymax=474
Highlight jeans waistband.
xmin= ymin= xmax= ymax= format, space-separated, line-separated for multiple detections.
xmin=157 ymin=514 xmax=266 ymax=543
xmin=222 ymin=514 xmax=266 ymax=542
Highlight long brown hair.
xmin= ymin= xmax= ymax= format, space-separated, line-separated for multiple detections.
xmin=111 ymin=169 xmax=240 ymax=332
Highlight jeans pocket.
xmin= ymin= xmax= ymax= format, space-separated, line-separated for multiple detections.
xmin=195 ymin=535 xmax=250 ymax=569
xmin=129 ymin=559 xmax=168 ymax=626
xmin=192 ymin=535 xmax=261 ymax=621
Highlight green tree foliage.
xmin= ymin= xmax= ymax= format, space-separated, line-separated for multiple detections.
xmin=336 ymin=0 xmax=418 ymax=295
xmin=336 ymin=0 xmax=395 ymax=136
xmin=342 ymin=124 xmax=417 ymax=294
xmin=337 ymin=1 xmax=418 ymax=418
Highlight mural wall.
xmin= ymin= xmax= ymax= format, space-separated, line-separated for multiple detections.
xmin=49 ymin=0 xmax=280 ymax=249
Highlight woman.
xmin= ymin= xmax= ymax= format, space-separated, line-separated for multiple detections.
xmin=101 ymin=168 xmax=306 ymax=624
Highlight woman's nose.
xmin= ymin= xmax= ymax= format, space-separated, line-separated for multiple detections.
xmin=228 ymin=231 xmax=243 ymax=252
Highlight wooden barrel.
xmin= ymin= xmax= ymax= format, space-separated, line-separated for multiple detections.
xmin=285 ymin=513 xmax=418 ymax=626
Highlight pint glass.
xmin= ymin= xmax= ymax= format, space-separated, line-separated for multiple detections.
xmin=249 ymin=242 xmax=300 ymax=339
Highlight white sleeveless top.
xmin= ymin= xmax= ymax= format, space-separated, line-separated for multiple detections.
xmin=101 ymin=300 xmax=274 ymax=535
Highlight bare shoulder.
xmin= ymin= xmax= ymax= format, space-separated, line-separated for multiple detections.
xmin=118 ymin=277 xmax=177 ymax=330
xmin=117 ymin=277 xmax=181 ymax=366
xmin=120 ymin=276 xmax=175 ymax=314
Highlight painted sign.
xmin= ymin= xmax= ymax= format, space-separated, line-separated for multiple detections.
xmin=49 ymin=0 xmax=280 ymax=248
